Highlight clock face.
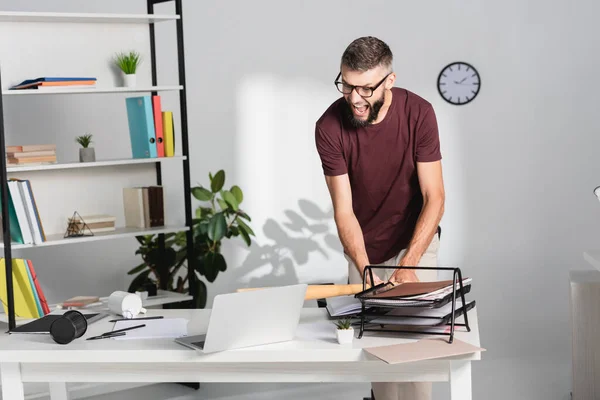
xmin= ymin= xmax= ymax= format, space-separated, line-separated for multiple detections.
xmin=437 ymin=62 xmax=481 ymax=105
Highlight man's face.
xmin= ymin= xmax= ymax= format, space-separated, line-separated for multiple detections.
xmin=340 ymin=65 xmax=391 ymax=128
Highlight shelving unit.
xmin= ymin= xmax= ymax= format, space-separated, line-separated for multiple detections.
xmin=0 ymin=0 xmax=195 ymax=332
xmin=2 ymin=85 xmax=183 ymax=96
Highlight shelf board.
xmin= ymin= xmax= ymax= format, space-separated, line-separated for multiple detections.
xmin=0 ymin=11 xmax=179 ymax=24
xmin=0 ymin=290 xmax=193 ymax=327
xmin=2 ymin=85 xmax=183 ymax=96
xmin=6 ymin=155 xmax=186 ymax=173
xmin=1 ymin=225 xmax=189 ymax=249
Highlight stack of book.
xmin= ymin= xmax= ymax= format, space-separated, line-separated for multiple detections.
xmin=122 ymin=186 xmax=164 ymax=228
xmin=1 ymin=179 xmax=46 ymax=245
xmin=0 ymin=257 xmax=50 ymax=319
xmin=6 ymin=144 xmax=57 ymax=166
xmin=67 ymin=214 xmax=116 ymax=234
xmin=9 ymin=77 xmax=97 ymax=90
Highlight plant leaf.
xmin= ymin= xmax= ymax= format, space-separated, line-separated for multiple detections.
xmin=231 ymin=185 xmax=243 ymax=204
xmin=127 ymin=262 xmax=148 ymax=275
xmin=222 ymin=190 xmax=239 ymax=210
xmin=195 ymin=277 xmax=207 ymax=309
xmin=237 ymin=218 xmax=255 ymax=236
xmin=211 ymin=170 xmax=225 ymax=193
xmin=238 ymin=210 xmax=251 ymax=222
xmin=203 ymin=252 xmax=219 ymax=282
xmin=192 ymin=186 xmax=213 ymax=201
xmin=217 ymin=198 xmax=229 ymax=211
xmin=127 ymin=269 xmax=151 ymax=293
xmin=207 ymin=213 xmax=227 ymax=242
xmin=238 ymin=225 xmax=251 ymax=246
xmin=216 ymin=253 xmax=227 ymax=271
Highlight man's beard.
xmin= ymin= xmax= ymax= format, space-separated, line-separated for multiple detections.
xmin=342 ymin=96 xmax=385 ymax=128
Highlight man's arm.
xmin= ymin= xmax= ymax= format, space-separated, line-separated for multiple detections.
xmin=390 ymin=160 xmax=445 ymax=283
xmin=324 ymin=174 xmax=383 ymax=285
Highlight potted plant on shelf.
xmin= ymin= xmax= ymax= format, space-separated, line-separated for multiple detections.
xmin=114 ymin=50 xmax=142 ymax=87
xmin=127 ymin=169 xmax=255 ymax=308
xmin=75 ymin=133 xmax=95 ymax=162
xmin=335 ymin=318 xmax=354 ymax=344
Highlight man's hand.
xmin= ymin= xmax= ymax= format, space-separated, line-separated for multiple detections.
xmin=389 ymin=268 xmax=419 ymax=284
xmin=364 ymin=270 xmax=384 ymax=287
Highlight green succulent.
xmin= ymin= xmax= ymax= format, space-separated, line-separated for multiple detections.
xmin=335 ymin=318 xmax=353 ymax=330
xmin=75 ymin=134 xmax=93 ymax=148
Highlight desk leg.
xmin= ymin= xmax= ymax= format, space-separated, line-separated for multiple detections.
xmin=1 ymin=362 xmax=25 ymax=400
xmin=450 ymin=360 xmax=471 ymax=400
xmin=49 ymin=382 xmax=70 ymax=400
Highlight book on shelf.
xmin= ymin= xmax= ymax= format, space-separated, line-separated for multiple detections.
xmin=0 ymin=178 xmax=46 ymax=245
xmin=6 ymin=144 xmax=57 ymax=166
xmin=67 ymin=214 xmax=116 ymax=234
xmin=123 ymin=185 xmax=164 ymax=229
xmin=125 ymin=95 xmax=175 ymax=159
xmin=0 ymin=258 xmax=50 ymax=319
xmin=9 ymin=77 xmax=97 ymax=90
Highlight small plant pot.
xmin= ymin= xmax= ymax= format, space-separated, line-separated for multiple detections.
xmin=79 ymin=147 xmax=95 ymax=162
xmin=336 ymin=327 xmax=354 ymax=344
xmin=123 ymin=73 xmax=136 ymax=87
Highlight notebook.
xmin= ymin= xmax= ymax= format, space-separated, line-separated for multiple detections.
xmin=9 ymin=312 xmax=106 ymax=334
xmin=364 ymin=337 xmax=485 ymax=364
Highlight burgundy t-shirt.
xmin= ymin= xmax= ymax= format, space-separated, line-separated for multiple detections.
xmin=315 ymin=87 xmax=442 ymax=264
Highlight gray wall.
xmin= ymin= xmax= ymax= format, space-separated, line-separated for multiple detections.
xmin=2 ymin=1 xmax=600 ymax=399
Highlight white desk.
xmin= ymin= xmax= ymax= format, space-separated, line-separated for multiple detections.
xmin=0 ymin=308 xmax=481 ymax=400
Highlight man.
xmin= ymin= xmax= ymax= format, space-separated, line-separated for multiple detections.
xmin=314 ymin=36 xmax=445 ymax=400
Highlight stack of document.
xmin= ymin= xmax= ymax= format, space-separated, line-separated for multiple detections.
xmin=358 ymin=278 xmax=472 ymax=308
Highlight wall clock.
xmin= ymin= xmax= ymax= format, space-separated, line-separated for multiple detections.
xmin=437 ymin=61 xmax=481 ymax=105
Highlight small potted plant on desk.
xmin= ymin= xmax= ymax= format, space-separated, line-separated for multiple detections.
xmin=76 ymin=133 xmax=95 ymax=162
xmin=335 ymin=318 xmax=354 ymax=344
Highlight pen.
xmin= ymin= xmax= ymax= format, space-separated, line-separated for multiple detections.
xmin=108 ymin=316 xmax=164 ymax=323
xmin=86 ymin=332 xmax=126 ymax=341
xmin=109 ymin=323 xmax=146 ymax=335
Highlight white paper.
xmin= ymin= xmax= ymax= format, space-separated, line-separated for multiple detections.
xmin=111 ymin=318 xmax=188 ymax=340
xmin=326 ymin=295 xmax=363 ymax=317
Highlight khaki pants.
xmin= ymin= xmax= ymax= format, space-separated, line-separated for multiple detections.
xmin=346 ymin=233 xmax=440 ymax=400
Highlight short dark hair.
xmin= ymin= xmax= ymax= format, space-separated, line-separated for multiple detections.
xmin=341 ymin=36 xmax=393 ymax=72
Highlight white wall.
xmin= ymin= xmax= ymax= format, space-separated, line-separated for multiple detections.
xmin=1 ymin=1 xmax=600 ymax=399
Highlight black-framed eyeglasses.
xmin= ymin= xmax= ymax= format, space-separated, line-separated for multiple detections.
xmin=334 ymin=72 xmax=390 ymax=98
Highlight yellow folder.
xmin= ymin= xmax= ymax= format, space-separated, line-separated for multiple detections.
xmin=162 ymin=111 xmax=174 ymax=157
xmin=0 ymin=258 xmax=40 ymax=319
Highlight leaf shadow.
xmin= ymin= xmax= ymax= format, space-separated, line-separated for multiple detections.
xmin=232 ymin=198 xmax=343 ymax=289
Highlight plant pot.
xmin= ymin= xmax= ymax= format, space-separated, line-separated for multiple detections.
xmin=336 ymin=327 xmax=354 ymax=344
xmin=79 ymin=147 xmax=95 ymax=162
xmin=123 ymin=73 xmax=136 ymax=87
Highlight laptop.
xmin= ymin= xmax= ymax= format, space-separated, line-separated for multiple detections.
xmin=175 ymin=283 xmax=307 ymax=353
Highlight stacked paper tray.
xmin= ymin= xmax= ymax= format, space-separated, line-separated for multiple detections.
xmin=354 ymin=266 xmax=474 ymax=343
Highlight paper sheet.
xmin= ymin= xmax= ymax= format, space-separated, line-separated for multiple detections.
xmin=364 ymin=337 xmax=485 ymax=364
xmin=111 ymin=318 xmax=188 ymax=340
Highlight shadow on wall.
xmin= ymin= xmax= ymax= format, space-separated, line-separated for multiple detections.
xmin=230 ymin=198 xmax=343 ymax=289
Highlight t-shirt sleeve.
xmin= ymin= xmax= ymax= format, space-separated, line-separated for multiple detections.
xmin=315 ymin=125 xmax=347 ymax=176
xmin=415 ymin=105 xmax=442 ymax=162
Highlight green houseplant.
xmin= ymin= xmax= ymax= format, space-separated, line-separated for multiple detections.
xmin=75 ymin=133 xmax=95 ymax=162
xmin=114 ymin=50 xmax=142 ymax=87
xmin=127 ymin=170 xmax=254 ymax=308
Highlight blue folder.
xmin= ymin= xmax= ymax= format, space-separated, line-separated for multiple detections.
xmin=125 ymin=96 xmax=157 ymax=158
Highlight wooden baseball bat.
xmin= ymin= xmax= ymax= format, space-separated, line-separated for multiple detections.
xmin=236 ymin=283 xmax=371 ymax=300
